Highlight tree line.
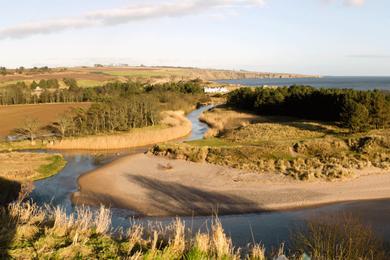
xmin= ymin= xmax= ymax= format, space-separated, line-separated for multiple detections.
xmin=227 ymin=86 xmax=390 ymax=132
xmin=0 ymin=79 xmax=204 ymax=105
xmin=7 ymin=79 xmax=208 ymax=140
xmin=48 ymin=96 xmax=160 ymax=138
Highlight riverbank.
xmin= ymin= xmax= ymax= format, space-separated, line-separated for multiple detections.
xmin=0 ymin=152 xmax=66 ymax=182
xmin=73 ymin=153 xmax=390 ymax=217
xmin=48 ymin=111 xmax=192 ymax=150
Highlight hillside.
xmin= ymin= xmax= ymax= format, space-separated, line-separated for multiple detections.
xmin=0 ymin=66 xmax=318 ymax=87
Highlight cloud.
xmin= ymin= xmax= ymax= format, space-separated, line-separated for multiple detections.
xmin=0 ymin=0 xmax=265 ymax=40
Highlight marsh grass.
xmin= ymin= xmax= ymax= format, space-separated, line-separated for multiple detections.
xmin=0 ymin=152 xmax=66 ymax=182
xmin=37 ymin=155 xmax=67 ymax=179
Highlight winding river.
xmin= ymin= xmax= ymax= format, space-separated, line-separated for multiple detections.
xmin=30 ymin=105 xmax=390 ymax=248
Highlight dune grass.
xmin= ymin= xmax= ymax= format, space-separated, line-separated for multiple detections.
xmin=152 ymin=107 xmax=390 ymax=180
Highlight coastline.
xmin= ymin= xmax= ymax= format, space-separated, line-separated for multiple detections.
xmin=72 ymin=153 xmax=390 ymax=217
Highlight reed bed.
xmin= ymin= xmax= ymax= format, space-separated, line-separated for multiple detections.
xmin=49 ymin=111 xmax=192 ymax=150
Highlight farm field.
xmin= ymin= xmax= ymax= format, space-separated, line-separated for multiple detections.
xmin=0 ymin=66 xmax=315 ymax=88
xmin=0 ymin=103 xmax=90 ymax=138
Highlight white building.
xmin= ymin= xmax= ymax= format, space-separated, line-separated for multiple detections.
xmin=204 ymin=87 xmax=229 ymax=94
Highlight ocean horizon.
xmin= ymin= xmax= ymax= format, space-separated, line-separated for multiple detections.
xmin=216 ymin=76 xmax=390 ymax=90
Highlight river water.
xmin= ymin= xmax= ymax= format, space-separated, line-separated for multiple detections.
xmin=30 ymin=105 xmax=390 ymax=248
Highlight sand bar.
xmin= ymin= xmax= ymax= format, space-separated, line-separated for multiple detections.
xmin=72 ymin=153 xmax=390 ymax=217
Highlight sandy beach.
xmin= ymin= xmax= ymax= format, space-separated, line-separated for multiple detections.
xmin=73 ymin=153 xmax=390 ymax=217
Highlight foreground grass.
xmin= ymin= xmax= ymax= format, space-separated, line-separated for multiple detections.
xmin=152 ymin=107 xmax=390 ymax=181
xmin=0 ymin=201 xmax=387 ymax=259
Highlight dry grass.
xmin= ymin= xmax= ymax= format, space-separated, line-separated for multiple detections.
xmin=2 ymin=201 xmax=388 ymax=259
xmin=0 ymin=152 xmax=66 ymax=182
xmin=49 ymin=111 xmax=192 ymax=150
xmin=0 ymin=202 xmax=272 ymax=259
xmin=2 ymin=201 xmax=385 ymax=259
xmin=152 ymin=107 xmax=389 ymax=181
xmin=0 ymin=103 xmax=91 ymax=137
xmin=199 ymin=106 xmax=264 ymax=138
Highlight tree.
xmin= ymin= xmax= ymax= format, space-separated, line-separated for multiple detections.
xmin=370 ymin=93 xmax=390 ymax=129
xmin=52 ymin=114 xmax=74 ymax=138
xmin=63 ymin=78 xmax=78 ymax=89
xmin=16 ymin=66 xmax=25 ymax=74
xmin=15 ymin=118 xmax=41 ymax=144
xmin=341 ymin=100 xmax=370 ymax=132
xmin=0 ymin=67 xmax=7 ymax=76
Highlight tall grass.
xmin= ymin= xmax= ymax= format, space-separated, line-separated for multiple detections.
xmin=49 ymin=111 xmax=192 ymax=150
xmin=0 ymin=201 xmax=267 ymax=259
xmin=291 ymin=214 xmax=387 ymax=260
xmin=1 ymin=201 xmax=388 ymax=259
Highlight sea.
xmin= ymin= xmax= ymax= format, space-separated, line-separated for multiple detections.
xmin=216 ymin=76 xmax=390 ymax=90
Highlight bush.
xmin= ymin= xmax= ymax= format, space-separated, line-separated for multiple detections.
xmin=291 ymin=214 xmax=388 ymax=259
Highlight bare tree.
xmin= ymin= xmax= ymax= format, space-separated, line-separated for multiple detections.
xmin=52 ymin=114 xmax=74 ymax=139
xmin=16 ymin=118 xmax=41 ymax=144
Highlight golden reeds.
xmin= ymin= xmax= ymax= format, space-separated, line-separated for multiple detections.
xmin=49 ymin=111 xmax=192 ymax=150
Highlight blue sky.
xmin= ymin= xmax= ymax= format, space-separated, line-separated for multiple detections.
xmin=0 ymin=0 xmax=389 ymax=76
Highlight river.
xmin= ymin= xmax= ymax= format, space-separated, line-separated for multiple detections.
xmin=30 ymin=105 xmax=390 ymax=249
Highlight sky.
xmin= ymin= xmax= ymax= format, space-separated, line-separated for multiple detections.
xmin=0 ymin=0 xmax=389 ymax=76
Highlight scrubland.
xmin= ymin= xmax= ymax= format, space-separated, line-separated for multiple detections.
xmin=151 ymin=106 xmax=390 ymax=181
